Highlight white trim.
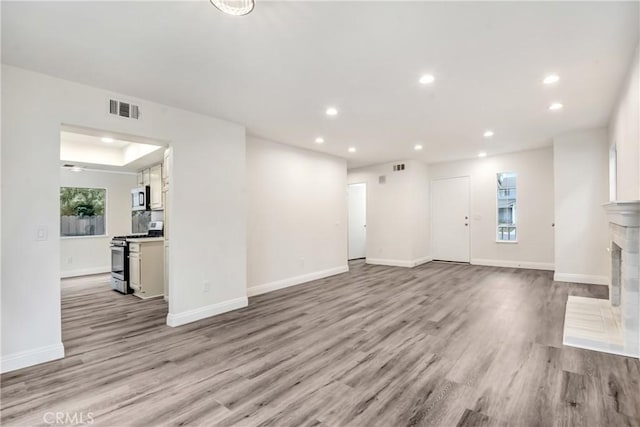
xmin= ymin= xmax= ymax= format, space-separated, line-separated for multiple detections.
xmin=248 ymin=265 xmax=349 ymax=297
xmin=1 ymin=343 xmax=65 ymax=373
xmin=554 ymin=273 xmax=609 ymax=285
xmin=366 ymin=257 xmax=432 ymax=268
xmin=60 ymin=235 xmax=109 ymax=240
xmin=471 ymin=258 xmax=554 ymax=271
xmin=60 ymin=266 xmax=110 ymax=278
xmin=166 ymin=297 xmax=248 ymax=327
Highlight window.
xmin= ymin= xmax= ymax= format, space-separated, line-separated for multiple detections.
xmin=497 ymin=172 xmax=516 ymax=241
xmin=60 ymin=187 xmax=106 ymax=237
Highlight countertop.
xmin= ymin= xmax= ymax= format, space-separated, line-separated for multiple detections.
xmin=126 ymin=237 xmax=165 ymax=242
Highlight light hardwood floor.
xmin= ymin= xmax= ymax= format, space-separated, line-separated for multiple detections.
xmin=2 ymin=261 xmax=639 ymax=426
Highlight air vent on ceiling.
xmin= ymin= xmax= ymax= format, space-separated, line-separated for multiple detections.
xmin=109 ymin=99 xmax=140 ymax=119
xmin=392 ymin=163 xmax=406 ymax=172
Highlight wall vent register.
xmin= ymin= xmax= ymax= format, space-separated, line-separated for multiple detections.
xmin=109 ymin=99 xmax=140 ymax=119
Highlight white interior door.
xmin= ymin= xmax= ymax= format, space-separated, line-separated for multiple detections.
xmin=348 ymin=183 xmax=367 ymax=260
xmin=432 ymin=176 xmax=470 ymax=262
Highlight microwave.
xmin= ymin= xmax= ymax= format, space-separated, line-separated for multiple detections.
xmin=131 ymin=186 xmax=150 ymax=211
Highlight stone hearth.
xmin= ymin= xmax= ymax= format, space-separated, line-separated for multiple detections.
xmin=563 ymin=201 xmax=640 ymax=358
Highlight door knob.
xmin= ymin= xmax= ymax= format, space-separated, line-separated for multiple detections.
xmin=465 ymin=223 xmax=468 ymax=226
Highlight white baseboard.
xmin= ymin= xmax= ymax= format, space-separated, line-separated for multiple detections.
xmin=1 ymin=343 xmax=65 ymax=373
xmin=248 ymin=265 xmax=349 ymax=297
xmin=471 ymin=258 xmax=555 ymax=271
xmin=61 ymin=266 xmax=110 ymax=278
xmin=166 ymin=297 xmax=248 ymax=327
xmin=554 ymin=273 xmax=609 ymax=285
xmin=366 ymin=257 xmax=433 ymax=268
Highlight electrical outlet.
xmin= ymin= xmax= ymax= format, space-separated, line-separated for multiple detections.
xmin=202 ymin=280 xmax=210 ymax=293
xmin=67 ymin=257 xmax=73 ymax=264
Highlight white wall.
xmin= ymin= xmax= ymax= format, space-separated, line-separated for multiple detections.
xmin=553 ymin=129 xmax=609 ymax=284
xmin=429 ymin=148 xmax=555 ymax=269
xmin=347 ymin=160 xmax=431 ymax=267
xmin=1 ymin=65 xmax=247 ymax=372
xmin=60 ymin=169 xmax=137 ymax=277
xmin=246 ymin=137 xmax=348 ymax=295
xmin=609 ymin=44 xmax=639 ymax=201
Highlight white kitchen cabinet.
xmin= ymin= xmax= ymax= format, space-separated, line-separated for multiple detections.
xmin=149 ymin=164 xmax=163 ymax=210
xmin=163 ymin=242 xmax=169 ymax=302
xmin=129 ymin=251 xmax=141 ymax=290
xmin=162 ymin=148 xmax=171 ymax=186
xmin=128 ymin=239 xmax=164 ymax=299
xmin=136 ymin=169 xmax=151 ymax=187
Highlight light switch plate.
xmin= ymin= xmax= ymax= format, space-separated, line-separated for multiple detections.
xmin=36 ymin=226 xmax=48 ymax=241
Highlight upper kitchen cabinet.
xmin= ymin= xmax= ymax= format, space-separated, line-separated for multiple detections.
xmin=162 ymin=148 xmax=171 ymax=187
xmin=149 ymin=164 xmax=163 ymax=210
xmin=137 ymin=169 xmax=151 ymax=187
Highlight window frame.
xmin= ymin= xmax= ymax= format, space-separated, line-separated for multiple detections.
xmin=496 ymin=172 xmax=517 ymax=243
xmin=60 ymin=186 xmax=108 ymax=239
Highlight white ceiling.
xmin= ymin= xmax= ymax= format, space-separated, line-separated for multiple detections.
xmin=59 ymin=126 xmax=166 ymax=172
xmin=60 ymin=130 xmax=164 ymax=171
xmin=2 ymin=1 xmax=639 ymax=167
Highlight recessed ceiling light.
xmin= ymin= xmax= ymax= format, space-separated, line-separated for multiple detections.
xmin=483 ymin=130 xmax=494 ymax=138
xmin=414 ymin=144 xmax=423 ymax=151
xmin=101 ymin=137 xmax=114 ymax=143
xmin=419 ymin=74 xmax=435 ymax=85
xmin=325 ymin=107 xmax=338 ymax=116
xmin=70 ymin=166 xmax=84 ymax=172
xmin=549 ymin=102 xmax=563 ymax=111
xmin=348 ymin=147 xmax=356 ymax=153
xmin=478 ymin=152 xmax=487 ymax=158
xmin=543 ymin=74 xmax=560 ymax=85
xmin=315 ymin=137 xmax=325 ymax=144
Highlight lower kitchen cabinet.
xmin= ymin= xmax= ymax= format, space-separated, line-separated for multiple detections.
xmin=163 ymin=242 xmax=169 ymax=302
xmin=128 ymin=240 xmax=164 ymax=299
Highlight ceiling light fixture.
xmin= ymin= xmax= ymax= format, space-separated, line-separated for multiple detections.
xmin=478 ymin=152 xmax=487 ymax=158
xmin=483 ymin=130 xmax=494 ymax=138
xmin=325 ymin=107 xmax=338 ymax=116
xmin=543 ymin=74 xmax=560 ymax=85
xmin=549 ymin=102 xmax=563 ymax=111
xmin=419 ymin=74 xmax=435 ymax=85
xmin=70 ymin=166 xmax=84 ymax=172
xmin=414 ymin=144 xmax=423 ymax=151
xmin=101 ymin=137 xmax=114 ymax=143
xmin=315 ymin=137 xmax=325 ymax=144
xmin=348 ymin=147 xmax=356 ymax=153
xmin=210 ymin=0 xmax=254 ymax=16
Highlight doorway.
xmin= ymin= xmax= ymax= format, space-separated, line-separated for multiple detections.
xmin=348 ymin=183 xmax=367 ymax=260
xmin=59 ymin=125 xmax=170 ymax=354
xmin=431 ymin=176 xmax=470 ymax=262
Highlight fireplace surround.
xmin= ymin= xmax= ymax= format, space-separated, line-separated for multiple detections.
xmin=563 ymin=200 xmax=640 ymax=358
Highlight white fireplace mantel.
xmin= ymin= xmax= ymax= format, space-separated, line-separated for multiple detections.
xmin=602 ymin=200 xmax=640 ymax=227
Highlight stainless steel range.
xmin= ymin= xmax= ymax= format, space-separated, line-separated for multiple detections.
xmin=110 ymin=236 xmax=131 ymax=293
